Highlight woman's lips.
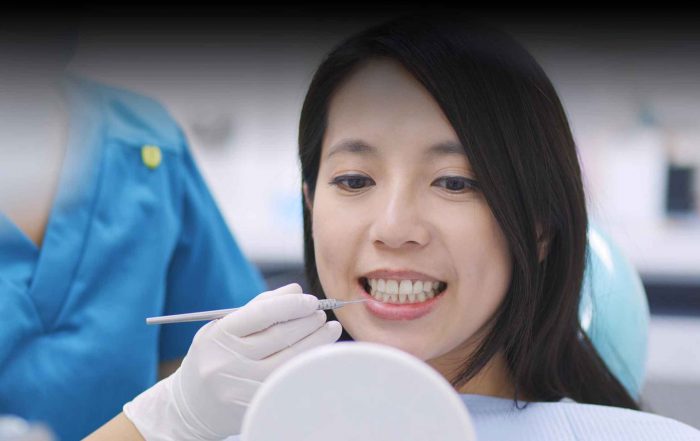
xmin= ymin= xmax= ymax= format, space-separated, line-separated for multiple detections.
xmin=355 ymin=282 xmax=442 ymax=321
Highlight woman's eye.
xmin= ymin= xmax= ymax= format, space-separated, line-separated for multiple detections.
xmin=432 ymin=176 xmax=480 ymax=193
xmin=330 ymin=175 xmax=375 ymax=192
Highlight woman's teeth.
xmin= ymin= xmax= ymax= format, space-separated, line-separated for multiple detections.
xmin=366 ymin=278 xmax=446 ymax=304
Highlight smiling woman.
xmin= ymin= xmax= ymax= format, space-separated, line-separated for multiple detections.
xmin=299 ymin=15 xmax=634 ymax=408
xmin=303 ymin=59 xmax=515 ymax=399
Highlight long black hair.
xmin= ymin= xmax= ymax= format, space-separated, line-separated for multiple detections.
xmin=299 ymin=14 xmax=639 ymax=409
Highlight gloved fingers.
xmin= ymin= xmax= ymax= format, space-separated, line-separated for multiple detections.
xmin=249 ymin=283 xmax=304 ymax=304
xmin=219 ymin=294 xmax=319 ymax=338
xmin=260 ymin=321 xmax=342 ymax=373
xmin=233 ymin=311 xmax=327 ymax=360
xmin=190 ymin=319 xmax=218 ymax=346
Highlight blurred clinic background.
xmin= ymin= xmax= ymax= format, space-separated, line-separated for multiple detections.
xmin=3 ymin=8 xmax=700 ymax=430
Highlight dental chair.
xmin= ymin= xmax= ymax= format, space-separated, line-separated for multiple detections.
xmin=581 ymin=222 xmax=649 ymax=398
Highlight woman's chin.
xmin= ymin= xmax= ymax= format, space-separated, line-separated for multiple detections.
xmin=348 ymin=332 xmax=435 ymax=361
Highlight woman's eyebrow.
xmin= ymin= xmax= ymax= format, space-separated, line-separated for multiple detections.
xmin=424 ymin=141 xmax=467 ymax=158
xmin=325 ymin=139 xmax=466 ymax=159
xmin=325 ymin=139 xmax=377 ymax=159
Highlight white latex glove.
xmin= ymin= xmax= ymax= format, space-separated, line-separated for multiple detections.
xmin=123 ymin=283 xmax=342 ymax=440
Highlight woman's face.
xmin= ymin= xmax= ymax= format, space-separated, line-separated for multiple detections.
xmin=308 ymin=59 xmax=512 ymax=366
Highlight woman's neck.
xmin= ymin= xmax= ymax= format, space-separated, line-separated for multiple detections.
xmin=428 ymin=348 xmax=516 ymax=399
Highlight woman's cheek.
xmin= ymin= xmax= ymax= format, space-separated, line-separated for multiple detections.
xmin=312 ymin=206 xmax=350 ymax=296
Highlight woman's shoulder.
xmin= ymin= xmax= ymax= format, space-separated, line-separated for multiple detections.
xmin=461 ymin=394 xmax=700 ymax=440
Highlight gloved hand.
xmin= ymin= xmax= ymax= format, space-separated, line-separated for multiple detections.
xmin=123 ymin=283 xmax=342 ymax=440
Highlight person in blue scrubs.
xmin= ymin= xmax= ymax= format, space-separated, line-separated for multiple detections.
xmin=0 ymin=46 xmax=265 ymax=439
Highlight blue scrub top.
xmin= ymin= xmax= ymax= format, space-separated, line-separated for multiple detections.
xmin=0 ymin=75 xmax=266 ymax=440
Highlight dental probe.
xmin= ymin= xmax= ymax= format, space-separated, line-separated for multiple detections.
xmin=146 ymin=298 xmax=370 ymax=325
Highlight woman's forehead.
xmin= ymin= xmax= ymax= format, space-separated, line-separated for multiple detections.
xmin=323 ymin=59 xmax=461 ymax=160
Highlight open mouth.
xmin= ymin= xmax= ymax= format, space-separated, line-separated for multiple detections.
xmin=359 ymin=277 xmax=447 ymax=304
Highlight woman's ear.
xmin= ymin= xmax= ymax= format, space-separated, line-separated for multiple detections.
xmin=303 ymin=182 xmax=313 ymax=212
xmin=536 ymin=225 xmax=550 ymax=263
xmin=537 ymin=238 xmax=550 ymax=263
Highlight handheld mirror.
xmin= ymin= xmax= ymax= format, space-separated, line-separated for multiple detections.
xmin=241 ymin=342 xmax=477 ymax=441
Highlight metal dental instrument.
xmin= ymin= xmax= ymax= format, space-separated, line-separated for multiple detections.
xmin=146 ymin=298 xmax=370 ymax=325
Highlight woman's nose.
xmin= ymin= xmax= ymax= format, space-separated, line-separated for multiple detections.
xmin=368 ymin=186 xmax=430 ymax=250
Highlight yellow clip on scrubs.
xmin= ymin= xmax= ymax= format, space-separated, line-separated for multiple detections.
xmin=141 ymin=144 xmax=162 ymax=169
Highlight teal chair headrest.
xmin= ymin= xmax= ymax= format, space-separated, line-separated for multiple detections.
xmin=580 ymin=222 xmax=650 ymax=398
